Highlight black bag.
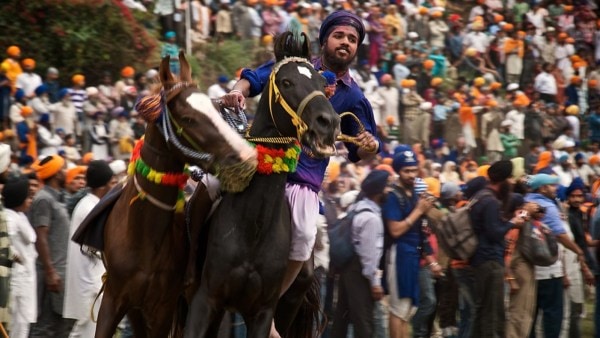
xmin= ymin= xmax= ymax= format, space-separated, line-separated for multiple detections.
xmin=517 ymin=221 xmax=559 ymax=266
xmin=328 ymin=208 xmax=370 ymax=269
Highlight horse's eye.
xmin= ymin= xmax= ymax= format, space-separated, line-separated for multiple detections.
xmin=281 ymin=79 xmax=292 ymax=88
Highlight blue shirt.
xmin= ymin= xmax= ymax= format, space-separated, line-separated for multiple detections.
xmin=241 ymin=58 xmax=381 ymax=192
xmin=524 ymin=193 xmax=566 ymax=236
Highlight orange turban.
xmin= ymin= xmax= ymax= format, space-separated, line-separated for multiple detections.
xmin=418 ymin=7 xmax=429 ymax=15
xmin=571 ymin=76 xmax=581 ymax=84
xmin=571 ymin=55 xmax=581 ymax=63
xmin=563 ymin=5 xmax=573 ymax=11
xmin=375 ymin=163 xmax=396 ymax=177
xmin=385 ymin=115 xmax=395 ymax=125
xmin=503 ymin=23 xmax=514 ymax=32
xmin=121 ymin=66 xmax=135 ymax=78
xmin=82 ymin=152 xmax=94 ymax=165
xmin=34 ymin=155 xmax=65 ymax=180
xmin=20 ymin=106 xmax=33 ymax=117
xmin=423 ymin=60 xmax=435 ymax=70
xmin=477 ymin=165 xmax=490 ymax=178
xmin=431 ymin=11 xmax=443 ymax=19
xmin=262 ymin=35 xmax=274 ymax=45
xmin=474 ymin=15 xmax=484 ymax=22
xmin=66 ymin=166 xmax=87 ymax=185
xmin=534 ymin=151 xmax=552 ymax=173
xmin=6 ymin=46 xmax=20 ymax=57
xmin=590 ymin=155 xmax=600 ymax=166
xmin=490 ymin=82 xmax=502 ymax=90
xmin=558 ymin=32 xmax=568 ymax=40
xmin=487 ymin=99 xmax=498 ymax=107
xmin=395 ymin=54 xmax=407 ymax=63
xmin=22 ymin=58 xmax=35 ymax=68
xmin=72 ymin=74 xmax=85 ymax=85
xmin=382 ymin=157 xmax=393 ymax=166
xmin=431 ymin=77 xmax=443 ymax=87
xmin=566 ymin=37 xmax=575 ymax=44
xmin=517 ymin=30 xmax=526 ymax=38
xmin=513 ymin=94 xmax=531 ymax=107
xmin=589 ymin=79 xmax=598 ymax=88
xmin=423 ymin=177 xmax=441 ymax=198
xmin=494 ymin=14 xmax=504 ymax=23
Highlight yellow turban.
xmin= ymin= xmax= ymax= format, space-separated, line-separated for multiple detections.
xmin=477 ymin=165 xmax=490 ymax=178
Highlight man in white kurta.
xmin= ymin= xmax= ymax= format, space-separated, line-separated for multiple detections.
xmin=4 ymin=177 xmax=38 ymax=338
xmin=63 ymin=160 xmax=116 ymax=337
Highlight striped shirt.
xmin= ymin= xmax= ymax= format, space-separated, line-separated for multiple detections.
xmin=67 ymin=88 xmax=87 ymax=118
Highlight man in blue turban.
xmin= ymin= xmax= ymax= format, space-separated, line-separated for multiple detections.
xmin=219 ymin=9 xmax=379 ymax=338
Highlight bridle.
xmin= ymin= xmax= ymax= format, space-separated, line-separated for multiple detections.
xmin=156 ymin=81 xmax=215 ymax=163
xmin=246 ymin=57 xmax=327 ymax=144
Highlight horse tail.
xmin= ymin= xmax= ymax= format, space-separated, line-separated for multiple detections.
xmin=283 ymin=275 xmax=326 ymax=338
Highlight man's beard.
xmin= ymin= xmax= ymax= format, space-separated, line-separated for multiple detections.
xmin=323 ymin=47 xmax=353 ymax=72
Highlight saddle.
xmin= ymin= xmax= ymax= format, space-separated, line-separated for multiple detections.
xmin=71 ymin=181 xmax=125 ymax=251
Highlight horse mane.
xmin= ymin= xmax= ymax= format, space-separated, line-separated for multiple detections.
xmin=273 ymin=31 xmax=311 ymax=62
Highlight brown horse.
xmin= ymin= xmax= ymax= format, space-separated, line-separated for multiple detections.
xmin=184 ymin=32 xmax=340 ymax=338
xmin=92 ymin=52 xmax=257 ymax=338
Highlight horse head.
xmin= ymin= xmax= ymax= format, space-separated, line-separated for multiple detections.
xmin=249 ymin=32 xmax=340 ymax=157
xmin=136 ymin=51 xmax=257 ymax=191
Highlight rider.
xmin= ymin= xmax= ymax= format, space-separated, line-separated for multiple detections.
xmin=221 ymin=10 xmax=381 ymax=337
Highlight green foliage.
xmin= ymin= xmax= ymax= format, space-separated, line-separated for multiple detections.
xmin=193 ymin=39 xmax=269 ymax=91
xmin=0 ymin=0 xmax=160 ymax=86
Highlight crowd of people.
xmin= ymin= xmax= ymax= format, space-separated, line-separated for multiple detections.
xmin=1 ymin=0 xmax=600 ymax=337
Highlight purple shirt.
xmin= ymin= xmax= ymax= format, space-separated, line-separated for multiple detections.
xmin=241 ymin=57 xmax=381 ymax=192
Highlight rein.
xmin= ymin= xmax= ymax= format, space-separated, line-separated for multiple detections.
xmin=246 ymin=57 xmax=326 ymax=144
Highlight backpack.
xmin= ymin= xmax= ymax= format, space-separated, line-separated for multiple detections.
xmin=328 ymin=208 xmax=370 ymax=270
xmin=517 ymin=221 xmax=559 ymax=266
xmin=429 ymin=190 xmax=492 ymax=261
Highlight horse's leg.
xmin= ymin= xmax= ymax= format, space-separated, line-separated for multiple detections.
xmin=244 ymin=307 xmax=276 ymax=338
xmin=95 ymin=286 xmax=128 ymax=338
xmin=184 ymin=286 xmax=225 ymax=338
xmin=275 ymin=258 xmax=320 ymax=337
xmin=127 ymin=308 xmax=148 ymax=338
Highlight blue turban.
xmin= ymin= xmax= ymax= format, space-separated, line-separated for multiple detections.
xmin=566 ymin=177 xmax=586 ymax=197
xmin=39 ymin=113 xmax=50 ymax=124
xmin=218 ymin=75 xmax=228 ymax=83
xmin=574 ymin=153 xmax=585 ymax=162
xmin=392 ymin=145 xmax=418 ymax=172
xmin=14 ymin=88 xmax=25 ymax=101
xmin=165 ymin=31 xmax=176 ymax=39
xmin=361 ymin=170 xmax=390 ymax=196
xmin=319 ymin=10 xmax=365 ymax=46
xmin=35 ymin=84 xmax=48 ymax=96
xmin=58 ymin=88 xmax=69 ymax=100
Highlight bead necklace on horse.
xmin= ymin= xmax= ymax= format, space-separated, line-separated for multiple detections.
xmin=184 ymin=32 xmax=340 ymax=338
xmin=73 ymin=52 xmax=258 ymax=338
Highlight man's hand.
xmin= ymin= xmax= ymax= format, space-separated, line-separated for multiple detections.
xmin=221 ymin=90 xmax=246 ymax=109
xmin=563 ymin=276 xmax=571 ymax=289
xmin=416 ymin=195 xmax=434 ymax=214
xmin=371 ymin=285 xmax=384 ymax=301
xmin=582 ymin=265 xmax=596 ymax=286
xmin=355 ymin=131 xmax=378 ymax=153
xmin=429 ymin=263 xmax=443 ymax=278
xmin=45 ymin=269 xmax=62 ymax=293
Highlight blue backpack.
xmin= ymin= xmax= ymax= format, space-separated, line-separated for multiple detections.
xmin=328 ymin=208 xmax=371 ymax=270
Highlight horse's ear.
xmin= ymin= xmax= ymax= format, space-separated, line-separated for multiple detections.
xmin=159 ymin=55 xmax=175 ymax=85
xmin=274 ymin=32 xmax=291 ymax=62
xmin=301 ymin=32 xmax=310 ymax=59
xmin=179 ymin=50 xmax=192 ymax=82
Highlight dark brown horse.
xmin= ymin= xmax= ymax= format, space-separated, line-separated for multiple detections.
xmin=93 ymin=52 xmax=257 ymax=338
xmin=184 ymin=32 xmax=340 ymax=338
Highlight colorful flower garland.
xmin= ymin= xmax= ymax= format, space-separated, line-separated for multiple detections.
xmin=128 ymin=138 xmax=189 ymax=213
xmin=253 ymin=141 xmax=301 ymax=175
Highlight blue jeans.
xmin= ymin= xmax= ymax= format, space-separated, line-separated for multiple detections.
xmin=232 ymin=313 xmax=247 ymax=338
xmin=452 ymin=267 xmax=475 ymax=338
xmin=530 ymin=277 xmax=564 ymax=338
xmin=412 ymin=267 xmax=437 ymax=338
